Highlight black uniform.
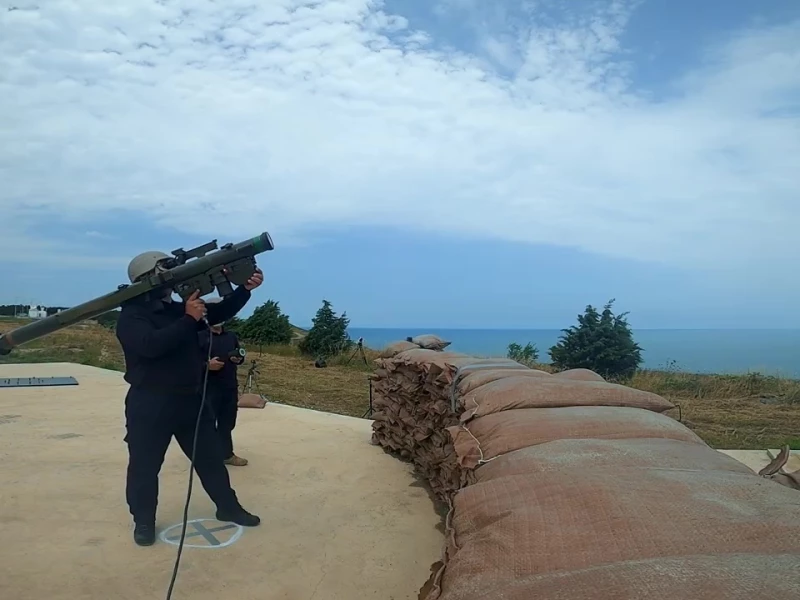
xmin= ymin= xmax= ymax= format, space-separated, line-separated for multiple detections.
xmin=198 ymin=327 xmax=242 ymax=459
xmin=115 ymin=286 xmax=254 ymax=532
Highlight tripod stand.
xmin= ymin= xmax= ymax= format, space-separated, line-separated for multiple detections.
xmin=360 ymin=379 xmax=374 ymax=419
xmin=241 ymin=360 xmax=260 ymax=395
xmin=344 ymin=338 xmax=374 ymax=419
xmin=345 ymin=337 xmax=369 ymax=367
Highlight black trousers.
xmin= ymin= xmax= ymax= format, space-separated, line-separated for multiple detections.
xmin=124 ymin=387 xmax=240 ymax=525
xmin=208 ymin=385 xmax=239 ymax=459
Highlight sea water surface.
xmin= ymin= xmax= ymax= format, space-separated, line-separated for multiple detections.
xmin=347 ymin=328 xmax=800 ymax=378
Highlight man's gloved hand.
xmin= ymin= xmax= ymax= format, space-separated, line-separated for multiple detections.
xmin=208 ymin=357 xmax=225 ymax=371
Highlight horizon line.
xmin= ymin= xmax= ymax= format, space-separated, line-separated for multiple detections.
xmin=342 ymin=326 xmax=800 ymax=332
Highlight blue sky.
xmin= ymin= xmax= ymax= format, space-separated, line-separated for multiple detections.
xmin=0 ymin=0 xmax=798 ymax=329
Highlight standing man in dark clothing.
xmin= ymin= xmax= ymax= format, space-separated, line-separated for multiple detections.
xmin=199 ymin=315 xmax=248 ymax=467
xmin=115 ymin=250 xmax=264 ymax=546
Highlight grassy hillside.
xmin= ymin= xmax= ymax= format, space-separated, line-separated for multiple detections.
xmin=1 ymin=317 xmax=798 ymax=450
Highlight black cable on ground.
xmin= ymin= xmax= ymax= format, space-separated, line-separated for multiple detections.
xmin=165 ymin=322 xmax=213 ymax=600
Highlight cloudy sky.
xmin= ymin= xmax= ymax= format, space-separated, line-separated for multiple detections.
xmin=1 ymin=0 xmax=798 ymax=328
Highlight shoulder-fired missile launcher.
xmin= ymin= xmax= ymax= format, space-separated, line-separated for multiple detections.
xmin=0 ymin=232 xmax=274 ymax=355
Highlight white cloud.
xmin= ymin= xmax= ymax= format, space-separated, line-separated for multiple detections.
xmin=84 ymin=230 xmax=112 ymax=239
xmin=0 ymin=222 xmax=128 ymax=269
xmin=0 ymin=0 xmax=798 ymax=276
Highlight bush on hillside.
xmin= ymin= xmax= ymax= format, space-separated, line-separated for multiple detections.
xmin=237 ymin=300 xmax=293 ymax=347
xmin=507 ymin=342 xmax=539 ymax=367
xmin=549 ymin=299 xmax=643 ymax=380
xmin=299 ymin=299 xmax=351 ymax=358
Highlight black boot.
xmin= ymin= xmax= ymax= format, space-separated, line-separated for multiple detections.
xmin=216 ymin=506 xmax=260 ymax=527
xmin=133 ymin=522 xmax=156 ymax=546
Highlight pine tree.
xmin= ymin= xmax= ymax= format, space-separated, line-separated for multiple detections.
xmin=298 ymin=299 xmax=351 ymax=357
xmin=549 ymin=299 xmax=643 ymax=380
xmin=238 ymin=300 xmax=293 ymax=348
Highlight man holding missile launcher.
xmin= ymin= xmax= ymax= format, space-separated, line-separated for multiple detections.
xmin=115 ymin=251 xmax=263 ymax=547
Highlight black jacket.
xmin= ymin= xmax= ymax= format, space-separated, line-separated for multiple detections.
xmin=116 ymin=287 xmax=251 ymax=395
xmin=198 ymin=328 xmax=241 ymax=390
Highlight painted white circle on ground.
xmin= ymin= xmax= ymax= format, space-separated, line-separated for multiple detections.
xmin=159 ymin=518 xmax=243 ymax=548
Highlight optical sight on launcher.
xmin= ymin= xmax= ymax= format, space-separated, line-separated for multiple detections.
xmin=0 ymin=232 xmax=274 ymax=356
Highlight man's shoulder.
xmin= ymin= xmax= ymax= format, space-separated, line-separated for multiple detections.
xmin=119 ymin=302 xmax=146 ymax=318
xmin=119 ymin=297 xmax=169 ymax=321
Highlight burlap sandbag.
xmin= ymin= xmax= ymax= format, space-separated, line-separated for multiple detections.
xmin=448 ymin=407 xmax=704 ymax=469
xmin=237 ymin=393 xmax=266 ymax=408
xmin=390 ymin=349 xmax=523 ymax=383
xmin=411 ymin=334 xmax=452 ymax=351
xmin=435 ymin=554 xmax=800 ymax=600
xmin=430 ymin=468 xmax=800 ymax=600
xmin=459 ymin=376 xmax=674 ymax=422
xmin=455 ymin=368 xmax=550 ymax=397
xmin=553 ymin=368 xmax=605 ymax=381
xmin=469 ymin=437 xmax=755 ymax=485
xmin=378 ymin=340 xmax=420 ymax=358
xmin=392 ymin=349 xmax=470 ymax=372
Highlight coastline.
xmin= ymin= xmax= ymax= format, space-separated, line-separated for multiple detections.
xmin=348 ymin=327 xmax=800 ymax=378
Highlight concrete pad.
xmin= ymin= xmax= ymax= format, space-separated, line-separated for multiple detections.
xmin=717 ymin=449 xmax=771 ymax=473
xmin=0 ymin=363 xmax=443 ymax=600
xmin=718 ymin=449 xmax=800 ymax=474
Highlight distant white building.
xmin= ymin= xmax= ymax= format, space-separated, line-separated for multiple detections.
xmin=28 ymin=305 xmax=47 ymax=319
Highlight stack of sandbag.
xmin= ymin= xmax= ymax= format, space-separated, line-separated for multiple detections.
xmin=403 ymin=366 xmax=800 ymax=600
xmin=424 ymin=435 xmax=800 ymax=600
xmin=371 ymin=346 xmax=528 ymax=499
xmin=369 ymin=346 xmax=800 ymax=600
xmin=370 ymin=343 xmax=676 ymax=501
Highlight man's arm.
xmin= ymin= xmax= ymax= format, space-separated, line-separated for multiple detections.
xmin=206 ymin=286 xmax=251 ymax=325
xmin=116 ymin=311 xmax=198 ymax=359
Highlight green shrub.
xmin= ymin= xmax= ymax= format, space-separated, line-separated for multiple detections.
xmin=237 ymin=300 xmax=293 ymax=347
xmin=507 ymin=342 xmax=539 ymax=367
xmin=549 ymin=299 xmax=642 ymax=380
xmin=299 ymin=300 xmax=351 ymax=358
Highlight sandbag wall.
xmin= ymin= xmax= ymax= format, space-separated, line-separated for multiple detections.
xmin=370 ymin=344 xmax=800 ymax=600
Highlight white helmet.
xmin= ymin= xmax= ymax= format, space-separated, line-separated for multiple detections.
xmin=127 ymin=251 xmax=170 ymax=283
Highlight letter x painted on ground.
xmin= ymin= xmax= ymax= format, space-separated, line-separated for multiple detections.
xmin=167 ymin=521 xmax=237 ymax=546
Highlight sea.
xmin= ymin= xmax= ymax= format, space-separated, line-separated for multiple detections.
xmin=347 ymin=328 xmax=800 ymax=378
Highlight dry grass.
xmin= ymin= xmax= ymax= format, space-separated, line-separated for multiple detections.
xmin=629 ymin=369 xmax=800 ymax=450
xmin=238 ymin=350 xmax=373 ymax=417
xmin=2 ymin=317 xmax=799 ymax=449
xmin=0 ymin=318 xmax=126 ymax=371
xmin=0 ymin=318 xmax=374 ymax=418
